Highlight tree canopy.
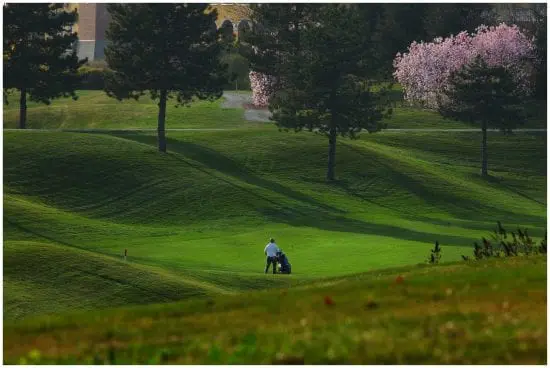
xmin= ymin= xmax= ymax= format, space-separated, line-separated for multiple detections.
xmin=439 ymin=56 xmax=527 ymax=176
xmin=104 ymin=3 xmax=228 ymax=152
xmin=244 ymin=4 xmax=392 ymax=181
xmin=3 ymin=3 xmax=84 ymax=129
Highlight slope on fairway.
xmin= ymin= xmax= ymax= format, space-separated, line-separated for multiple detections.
xmin=4 ymin=256 xmax=546 ymax=364
xmin=4 ymin=128 xmax=546 ymax=321
xmin=4 ymin=241 xmax=233 ymax=321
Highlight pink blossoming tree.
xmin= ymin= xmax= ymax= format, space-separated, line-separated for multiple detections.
xmin=393 ymin=23 xmax=535 ymax=109
xmin=249 ymin=71 xmax=279 ymax=107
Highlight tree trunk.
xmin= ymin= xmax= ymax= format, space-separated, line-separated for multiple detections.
xmin=157 ymin=89 xmax=167 ymax=153
xmin=327 ymin=125 xmax=337 ymax=181
xmin=481 ymin=121 xmax=488 ymax=177
xmin=19 ymin=88 xmax=27 ymax=129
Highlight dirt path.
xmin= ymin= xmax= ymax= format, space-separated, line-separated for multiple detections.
xmin=222 ymin=91 xmax=271 ymax=122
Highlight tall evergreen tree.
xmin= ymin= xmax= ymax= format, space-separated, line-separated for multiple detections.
xmin=370 ymin=4 xmax=428 ymax=79
xmin=104 ymin=4 xmax=227 ymax=152
xmin=422 ymin=4 xmax=495 ymax=39
xmin=245 ymin=4 xmax=391 ymax=181
xmin=3 ymin=3 xmax=85 ymax=129
xmin=438 ymin=56 xmax=526 ymax=177
xmin=242 ymin=4 xmax=319 ymax=79
xmin=532 ymin=6 xmax=547 ymax=100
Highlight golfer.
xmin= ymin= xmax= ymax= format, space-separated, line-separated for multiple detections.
xmin=264 ymin=238 xmax=280 ymax=274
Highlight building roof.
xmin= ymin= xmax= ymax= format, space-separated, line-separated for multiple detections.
xmin=208 ymin=4 xmax=252 ymax=27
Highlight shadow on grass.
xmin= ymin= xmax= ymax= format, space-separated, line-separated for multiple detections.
xmin=107 ymin=133 xmax=479 ymax=247
xmin=483 ymin=174 xmax=547 ymax=207
xmin=110 ymin=132 xmax=344 ymax=214
xmin=339 ymin=142 xmax=546 ymax=227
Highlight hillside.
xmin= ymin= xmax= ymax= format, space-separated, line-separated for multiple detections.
xmin=4 ymin=123 xmax=546 ymax=320
xmin=4 ymin=256 xmax=546 ymax=364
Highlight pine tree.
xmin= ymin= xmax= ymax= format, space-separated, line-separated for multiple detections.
xmin=3 ymin=3 xmax=85 ymax=129
xmin=439 ymin=56 xmax=527 ymax=177
xmin=104 ymin=4 xmax=228 ymax=152
xmin=244 ymin=4 xmax=391 ymax=181
xmin=422 ymin=4 xmax=495 ymax=40
xmin=532 ymin=6 xmax=547 ymax=100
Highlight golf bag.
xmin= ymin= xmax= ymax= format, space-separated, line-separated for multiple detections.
xmin=276 ymin=251 xmax=292 ymax=274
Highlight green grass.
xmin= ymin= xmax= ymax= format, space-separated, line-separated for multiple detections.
xmin=4 ymin=256 xmax=546 ymax=364
xmin=4 ymin=90 xmax=546 ymax=129
xmin=3 ymin=90 xmax=257 ymax=129
xmin=4 ymin=125 xmax=546 ymax=321
xmin=3 ymin=88 xmax=546 ymax=363
xmin=4 ymin=241 xmax=233 ymax=321
xmin=384 ymin=103 xmax=547 ymax=129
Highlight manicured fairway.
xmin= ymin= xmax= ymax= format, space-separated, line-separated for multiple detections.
xmin=4 ymin=126 xmax=546 ymax=320
xmin=3 ymin=88 xmax=546 ymax=364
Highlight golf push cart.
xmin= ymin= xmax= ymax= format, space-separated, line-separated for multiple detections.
xmin=276 ymin=250 xmax=292 ymax=274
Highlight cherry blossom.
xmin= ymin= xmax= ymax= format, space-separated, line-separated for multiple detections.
xmin=394 ymin=23 xmax=535 ymax=108
xmin=249 ymin=71 xmax=279 ymax=107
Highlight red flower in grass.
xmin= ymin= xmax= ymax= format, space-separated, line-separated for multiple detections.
xmin=395 ymin=275 xmax=404 ymax=284
xmin=324 ymin=296 xmax=334 ymax=306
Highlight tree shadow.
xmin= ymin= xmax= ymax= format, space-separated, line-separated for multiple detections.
xmin=105 ymin=132 xmax=480 ymax=247
xmin=109 ymin=132 xmax=345 ymax=214
xmin=483 ymin=174 xmax=547 ymax=207
xmin=257 ymin=206 xmax=475 ymax=247
xmin=338 ymin=142 xmax=546 ymax=226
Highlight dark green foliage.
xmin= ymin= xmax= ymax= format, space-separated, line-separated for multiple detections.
xmin=503 ymin=4 xmax=547 ymax=100
xmin=242 ymin=4 xmax=320 ymax=76
xmin=104 ymin=4 xmax=228 ymax=152
xmin=470 ymin=222 xmax=547 ymax=260
xmin=245 ymin=4 xmax=494 ymax=81
xmin=78 ymin=66 xmax=108 ymax=90
xmin=422 ymin=4 xmax=495 ymax=40
xmin=352 ymin=4 xmax=494 ymax=79
xmin=472 ymin=238 xmax=495 ymax=260
xmin=366 ymin=4 xmax=425 ymax=79
xmin=540 ymin=232 xmax=547 ymax=254
xmin=221 ymin=51 xmax=251 ymax=91
xmin=245 ymin=4 xmax=392 ymax=180
xmin=438 ymin=56 xmax=527 ymax=177
xmin=428 ymin=240 xmax=442 ymax=264
xmin=532 ymin=7 xmax=547 ymax=100
xmin=3 ymin=3 xmax=85 ymax=129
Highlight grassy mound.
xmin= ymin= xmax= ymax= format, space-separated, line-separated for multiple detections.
xmin=4 ymin=256 xmax=546 ymax=364
xmin=4 ymin=241 xmax=233 ymax=321
xmin=4 ymin=127 xmax=546 ymax=321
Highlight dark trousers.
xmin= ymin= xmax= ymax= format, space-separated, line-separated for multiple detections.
xmin=265 ymin=256 xmax=277 ymax=274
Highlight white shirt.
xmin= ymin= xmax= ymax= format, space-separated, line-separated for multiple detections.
xmin=264 ymin=242 xmax=280 ymax=257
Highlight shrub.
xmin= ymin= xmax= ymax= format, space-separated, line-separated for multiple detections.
xmin=78 ymin=66 xmax=106 ymax=90
xmin=86 ymin=60 xmax=108 ymax=69
xmin=466 ymin=221 xmax=547 ymax=260
xmin=427 ymin=240 xmax=442 ymax=264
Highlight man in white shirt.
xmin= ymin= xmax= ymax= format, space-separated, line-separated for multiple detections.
xmin=264 ymin=238 xmax=280 ymax=274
